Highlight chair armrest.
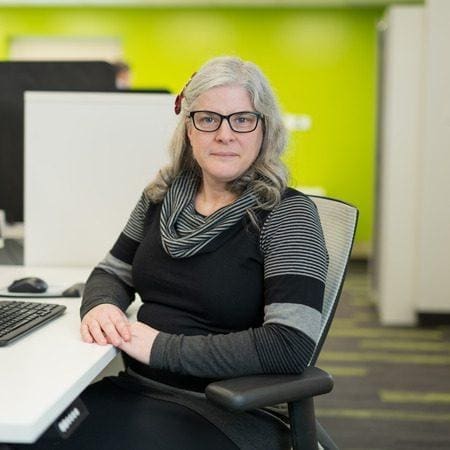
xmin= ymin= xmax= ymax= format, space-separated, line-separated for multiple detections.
xmin=205 ymin=366 xmax=333 ymax=412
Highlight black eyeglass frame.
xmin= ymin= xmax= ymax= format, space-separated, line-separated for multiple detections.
xmin=188 ymin=110 xmax=263 ymax=133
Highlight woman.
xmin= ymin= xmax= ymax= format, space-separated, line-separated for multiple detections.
xmin=21 ymin=56 xmax=328 ymax=450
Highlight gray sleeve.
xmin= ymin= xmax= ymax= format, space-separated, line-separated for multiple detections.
xmin=97 ymin=252 xmax=134 ymax=287
xmin=149 ymin=323 xmax=313 ymax=378
xmin=149 ymin=329 xmax=263 ymax=378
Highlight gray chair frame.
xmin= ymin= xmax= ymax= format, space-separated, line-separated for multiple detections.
xmin=205 ymin=196 xmax=359 ymax=450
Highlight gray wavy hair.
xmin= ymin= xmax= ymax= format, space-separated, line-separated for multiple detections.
xmin=145 ymin=56 xmax=289 ymax=210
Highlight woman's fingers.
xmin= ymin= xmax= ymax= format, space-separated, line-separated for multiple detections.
xmin=117 ymin=322 xmax=159 ymax=365
xmin=104 ymin=308 xmax=131 ymax=343
xmin=87 ymin=320 xmax=108 ymax=345
xmin=115 ymin=318 xmax=131 ymax=342
xmin=102 ymin=320 xmax=123 ymax=347
xmin=80 ymin=304 xmax=130 ymax=346
xmin=80 ymin=322 xmax=93 ymax=343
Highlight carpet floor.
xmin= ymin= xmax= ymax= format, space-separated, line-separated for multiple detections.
xmin=316 ymin=263 xmax=450 ymax=450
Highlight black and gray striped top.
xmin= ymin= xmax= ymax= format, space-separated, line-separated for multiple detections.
xmin=81 ymin=186 xmax=328 ymax=386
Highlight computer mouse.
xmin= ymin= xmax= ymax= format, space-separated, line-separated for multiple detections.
xmin=8 ymin=277 xmax=48 ymax=294
xmin=62 ymin=282 xmax=85 ymax=298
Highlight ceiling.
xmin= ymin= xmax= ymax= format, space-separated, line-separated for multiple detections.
xmin=0 ymin=0 xmax=424 ymax=7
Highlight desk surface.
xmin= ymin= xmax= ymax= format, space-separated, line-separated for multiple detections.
xmin=0 ymin=266 xmax=137 ymax=443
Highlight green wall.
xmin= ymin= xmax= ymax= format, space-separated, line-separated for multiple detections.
xmin=0 ymin=6 xmax=383 ymax=249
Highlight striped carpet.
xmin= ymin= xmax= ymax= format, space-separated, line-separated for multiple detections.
xmin=315 ymin=262 xmax=450 ymax=450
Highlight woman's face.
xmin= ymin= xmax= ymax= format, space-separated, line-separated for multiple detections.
xmin=187 ymin=85 xmax=263 ymax=190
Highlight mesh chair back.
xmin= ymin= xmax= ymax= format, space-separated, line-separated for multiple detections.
xmin=308 ymin=196 xmax=358 ymax=365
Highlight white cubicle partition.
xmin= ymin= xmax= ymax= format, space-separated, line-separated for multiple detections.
xmin=24 ymin=91 xmax=176 ymax=267
xmin=374 ymin=7 xmax=424 ymax=325
xmin=374 ymin=1 xmax=450 ymax=324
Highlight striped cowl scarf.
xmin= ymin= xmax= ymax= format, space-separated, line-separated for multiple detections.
xmin=160 ymin=171 xmax=256 ymax=258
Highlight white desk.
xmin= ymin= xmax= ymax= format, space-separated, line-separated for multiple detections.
xmin=0 ymin=266 xmax=138 ymax=444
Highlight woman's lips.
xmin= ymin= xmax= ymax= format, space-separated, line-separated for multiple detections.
xmin=210 ymin=152 xmax=239 ymax=157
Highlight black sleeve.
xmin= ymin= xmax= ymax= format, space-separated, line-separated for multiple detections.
xmin=80 ymin=268 xmax=135 ymax=319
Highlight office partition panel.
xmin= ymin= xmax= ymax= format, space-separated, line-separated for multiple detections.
xmin=24 ymin=91 xmax=176 ymax=267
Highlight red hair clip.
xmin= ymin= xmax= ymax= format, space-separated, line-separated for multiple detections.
xmin=174 ymin=72 xmax=197 ymax=115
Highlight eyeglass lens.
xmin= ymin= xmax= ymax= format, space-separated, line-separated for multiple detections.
xmin=192 ymin=111 xmax=260 ymax=132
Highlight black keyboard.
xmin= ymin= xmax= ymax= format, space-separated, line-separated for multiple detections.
xmin=0 ymin=300 xmax=66 ymax=346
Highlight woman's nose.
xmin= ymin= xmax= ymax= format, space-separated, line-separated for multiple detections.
xmin=215 ymin=119 xmax=235 ymax=141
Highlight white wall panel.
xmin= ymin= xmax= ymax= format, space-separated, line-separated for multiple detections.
xmin=376 ymin=6 xmax=424 ymax=325
xmin=416 ymin=0 xmax=450 ymax=312
xmin=376 ymin=0 xmax=450 ymax=323
xmin=24 ymin=91 xmax=176 ymax=267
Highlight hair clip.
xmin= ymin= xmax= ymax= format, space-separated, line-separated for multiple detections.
xmin=174 ymin=72 xmax=197 ymax=115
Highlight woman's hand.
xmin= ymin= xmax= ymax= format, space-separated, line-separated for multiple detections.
xmin=118 ymin=322 xmax=159 ymax=365
xmin=80 ymin=303 xmax=131 ymax=346
xmin=81 ymin=305 xmax=158 ymax=365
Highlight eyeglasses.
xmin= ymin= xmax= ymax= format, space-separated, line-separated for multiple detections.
xmin=188 ymin=110 xmax=263 ymax=133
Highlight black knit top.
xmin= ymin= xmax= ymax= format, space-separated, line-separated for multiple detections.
xmin=81 ymin=187 xmax=328 ymax=390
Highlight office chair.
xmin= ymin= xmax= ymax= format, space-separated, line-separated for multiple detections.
xmin=206 ymin=196 xmax=359 ymax=450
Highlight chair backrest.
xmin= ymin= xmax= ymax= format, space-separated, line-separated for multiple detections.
xmin=308 ymin=196 xmax=358 ymax=365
